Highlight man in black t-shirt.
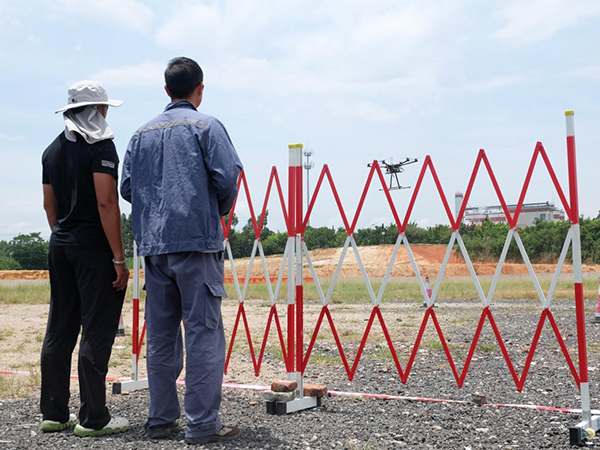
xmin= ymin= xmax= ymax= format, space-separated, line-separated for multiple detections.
xmin=40 ymin=80 xmax=129 ymax=437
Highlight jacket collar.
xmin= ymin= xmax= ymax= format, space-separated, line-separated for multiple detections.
xmin=164 ymin=100 xmax=197 ymax=112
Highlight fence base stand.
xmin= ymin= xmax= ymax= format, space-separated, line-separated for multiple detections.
xmin=266 ymin=396 xmax=322 ymax=416
xmin=569 ymin=416 xmax=600 ymax=446
xmin=112 ymin=378 xmax=149 ymax=395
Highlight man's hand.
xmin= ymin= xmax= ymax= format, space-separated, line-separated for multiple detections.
xmin=113 ymin=263 xmax=129 ymax=291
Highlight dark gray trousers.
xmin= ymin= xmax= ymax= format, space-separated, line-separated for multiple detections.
xmin=144 ymin=251 xmax=226 ymax=438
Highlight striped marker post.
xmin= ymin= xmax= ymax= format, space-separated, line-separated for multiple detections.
xmin=423 ymin=275 xmax=432 ymax=308
xmin=594 ymin=278 xmax=600 ymax=323
xmin=567 ymin=110 xmax=600 ymax=445
xmin=112 ymin=240 xmax=149 ymax=394
xmin=266 ymin=144 xmax=320 ymax=415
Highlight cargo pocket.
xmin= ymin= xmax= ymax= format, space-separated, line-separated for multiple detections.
xmin=205 ymin=282 xmax=227 ymax=330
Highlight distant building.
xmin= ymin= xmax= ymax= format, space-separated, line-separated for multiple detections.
xmin=455 ymin=191 xmax=565 ymax=227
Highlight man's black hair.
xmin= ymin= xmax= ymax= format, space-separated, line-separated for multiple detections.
xmin=165 ymin=57 xmax=203 ymax=99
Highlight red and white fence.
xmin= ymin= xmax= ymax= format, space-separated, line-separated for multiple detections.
xmin=116 ymin=111 xmax=598 ymax=444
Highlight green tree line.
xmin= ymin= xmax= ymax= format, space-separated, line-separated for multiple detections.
xmin=2 ymin=212 xmax=600 ymax=270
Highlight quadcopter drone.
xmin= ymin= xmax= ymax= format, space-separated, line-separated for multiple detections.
xmin=367 ymin=157 xmax=418 ymax=191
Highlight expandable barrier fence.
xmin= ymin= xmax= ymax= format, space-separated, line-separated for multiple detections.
xmin=113 ymin=111 xmax=598 ymax=445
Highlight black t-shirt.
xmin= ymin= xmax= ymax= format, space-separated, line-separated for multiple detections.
xmin=42 ymin=132 xmax=119 ymax=248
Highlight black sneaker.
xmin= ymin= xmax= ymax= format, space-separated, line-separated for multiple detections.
xmin=185 ymin=425 xmax=241 ymax=445
xmin=146 ymin=421 xmax=179 ymax=439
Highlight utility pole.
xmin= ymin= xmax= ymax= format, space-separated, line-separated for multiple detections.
xmin=303 ymin=146 xmax=314 ymax=227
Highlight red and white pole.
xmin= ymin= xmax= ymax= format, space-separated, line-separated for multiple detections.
xmin=287 ymin=144 xmax=303 ymax=392
xmin=566 ymin=111 xmax=591 ymax=426
xmin=294 ymin=144 xmax=304 ymax=396
xmin=131 ymin=240 xmax=140 ymax=381
xmin=594 ymin=278 xmax=600 ymax=323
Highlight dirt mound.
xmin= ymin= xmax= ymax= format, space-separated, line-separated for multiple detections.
xmin=2 ymin=244 xmax=600 ymax=280
xmin=225 ymin=244 xmax=600 ymax=279
xmin=0 ymin=270 xmax=48 ymax=280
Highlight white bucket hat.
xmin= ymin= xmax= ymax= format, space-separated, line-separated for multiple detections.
xmin=55 ymin=80 xmax=123 ymax=114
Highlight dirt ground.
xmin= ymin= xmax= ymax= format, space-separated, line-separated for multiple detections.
xmin=2 ymin=244 xmax=599 ymax=281
xmin=2 ymin=243 xmax=599 ymax=400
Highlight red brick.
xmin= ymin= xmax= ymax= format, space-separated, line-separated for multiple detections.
xmin=303 ymin=383 xmax=328 ymax=398
xmin=271 ymin=380 xmax=297 ymax=392
xmin=469 ymin=392 xmax=486 ymax=406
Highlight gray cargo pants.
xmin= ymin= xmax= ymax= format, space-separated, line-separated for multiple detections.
xmin=144 ymin=251 xmax=227 ymax=438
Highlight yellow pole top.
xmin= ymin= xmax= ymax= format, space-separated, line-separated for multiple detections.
xmin=288 ymin=143 xmax=303 ymax=149
xmin=565 ymin=110 xmax=574 ymax=116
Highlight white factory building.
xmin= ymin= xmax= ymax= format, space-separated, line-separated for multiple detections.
xmin=455 ymin=192 xmax=566 ymax=227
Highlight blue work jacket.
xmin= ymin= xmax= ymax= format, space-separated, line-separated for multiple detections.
xmin=121 ymin=101 xmax=242 ymax=256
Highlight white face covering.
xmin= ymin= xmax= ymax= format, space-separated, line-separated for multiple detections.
xmin=63 ymin=105 xmax=114 ymax=144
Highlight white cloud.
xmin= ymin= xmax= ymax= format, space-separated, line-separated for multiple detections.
xmin=5 ymin=221 xmax=35 ymax=236
xmin=561 ymin=65 xmax=600 ymax=79
xmin=155 ymin=0 xmax=298 ymax=51
xmin=353 ymin=6 xmax=435 ymax=46
xmin=54 ymin=0 xmax=155 ymax=33
xmin=2 ymin=200 xmax=40 ymax=214
xmin=329 ymin=99 xmax=397 ymax=123
xmin=90 ymin=61 xmax=165 ymax=88
xmin=463 ymin=74 xmax=533 ymax=92
xmin=148 ymin=0 xmax=467 ymax=122
xmin=155 ymin=1 xmax=461 ymax=77
xmin=27 ymin=33 xmax=41 ymax=44
xmin=492 ymin=0 xmax=600 ymax=44
xmin=97 ymin=56 xmax=441 ymax=102
xmin=0 ymin=132 xmax=26 ymax=142
xmin=417 ymin=217 xmax=431 ymax=228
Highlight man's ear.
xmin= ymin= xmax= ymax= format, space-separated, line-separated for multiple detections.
xmin=164 ymin=85 xmax=171 ymax=98
xmin=197 ymin=82 xmax=204 ymax=96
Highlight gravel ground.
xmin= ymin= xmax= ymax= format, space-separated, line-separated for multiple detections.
xmin=2 ymin=298 xmax=600 ymax=449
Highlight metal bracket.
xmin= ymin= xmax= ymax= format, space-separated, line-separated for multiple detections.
xmin=569 ymin=415 xmax=600 ymax=446
xmin=112 ymin=378 xmax=149 ymax=394
xmin=266 ymin=396 xmax=322 ymax=415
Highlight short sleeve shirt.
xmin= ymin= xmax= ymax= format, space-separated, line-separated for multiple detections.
xmin=42 ymin=132 xmax=119 ymax=248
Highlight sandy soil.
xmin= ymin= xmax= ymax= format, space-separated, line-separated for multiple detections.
xmin=2 ymin=244 xmax=599 ymax=281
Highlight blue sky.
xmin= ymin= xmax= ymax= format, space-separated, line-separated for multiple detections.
xmin=1 ymin=0 xmax=599 ymax=240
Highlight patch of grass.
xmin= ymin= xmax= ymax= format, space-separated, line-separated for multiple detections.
xmin=477 ymin=343 xmax=496 ymax=352
xmin=3 ymin=276 xmax=597 ymax=305
xmin=0 ymin=363 xmax=40 ymax=398
xmin=424 ymin=339 xmax=444 ymax=351
xmin=587 ymin=343 xmax=600 ymax=353
xmin=339 ymin=328 xmax=363 ymax=340
xmin=0 ymin=281 xmax=147 ymax=305
xmin=116 ymin=346 xmax=131 ymax=359
xmin=0 ymin=284 xmax=51 ymax=305
xmin=450 ymin=316 xmax=472 ymax=325
xmin=349 ymin=438 xmax=374 ymax=450
xmin=455 ymin=350 xmax=466 ymax=360
xmin=377 ymin=345 xmax=393 ymax=359
xmin=14 ymin=342 xmax=27 ymax=353
xmin=308 ymin=351 xmax=339 ymax=366
xmin=0 ymin=328 xmax=14 ymax=341
xmin=268 ymin=346 xmax=285 ymax=361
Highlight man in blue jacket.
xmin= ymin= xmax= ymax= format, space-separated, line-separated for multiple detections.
xmin=121 ymin=57 xmax=243 ymax=445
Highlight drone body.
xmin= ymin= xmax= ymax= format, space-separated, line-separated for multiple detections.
xmin=367 ymin=157 xmax=418 ymax=191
